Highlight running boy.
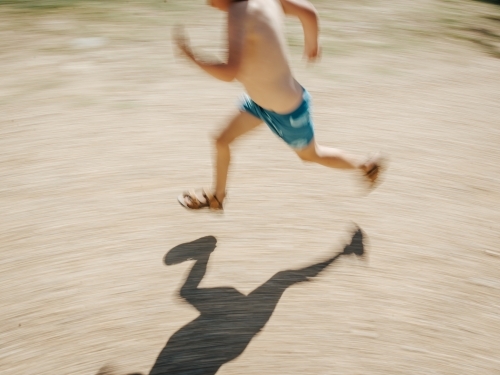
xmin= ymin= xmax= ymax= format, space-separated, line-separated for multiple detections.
xmin=175 ymin=0 xmax=385 ymax=210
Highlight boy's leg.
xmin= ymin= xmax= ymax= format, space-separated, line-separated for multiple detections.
xmin=179 ymin=252 xmax=209 ymax=305
xmin=178 ymin=111 xmax=262 ymax=210
xmin=294 ymin=140 xmax=364 ymax=169
xmin=294 ymin=139 xmax=383 ymax=184
xmin=213 ymin=111 xmax=263 ymax=202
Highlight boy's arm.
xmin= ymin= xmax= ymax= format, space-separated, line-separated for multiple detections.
xmin=279 ymin=0 xmax=320 ymax=61
xmin=173 ymin=6 xmax=245 ymax=82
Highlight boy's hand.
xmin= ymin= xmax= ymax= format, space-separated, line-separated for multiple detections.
xmin=173 ymin=25 xmax=194 ymax=61
xmin=304 ymin=43 xmax=321 ymax=62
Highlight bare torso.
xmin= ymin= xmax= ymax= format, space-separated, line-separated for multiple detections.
xmin=234 ymin=0 xmax=303 ymax=114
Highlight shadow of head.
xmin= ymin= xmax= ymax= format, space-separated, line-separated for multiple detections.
xmin=164 ymin=236 xmax=217 ymax=266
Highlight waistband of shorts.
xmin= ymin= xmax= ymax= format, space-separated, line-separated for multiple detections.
xmin=278 ymin=87 xmax=310 ymax=117
xmin=242 ymin=87 xmax=310 ymax=116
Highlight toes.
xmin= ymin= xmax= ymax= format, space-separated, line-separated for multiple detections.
xmin=366 ymin=165 xmax=379 ymax=182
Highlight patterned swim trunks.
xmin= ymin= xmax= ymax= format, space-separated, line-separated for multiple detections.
xmin=239 ymin=88 xmax=315 ymax=149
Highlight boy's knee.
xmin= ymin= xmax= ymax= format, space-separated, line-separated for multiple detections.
xmin=214 ymin=133 xmax=231 ymax=148
xmin=297 ymin=150 xmax=317 ymax=162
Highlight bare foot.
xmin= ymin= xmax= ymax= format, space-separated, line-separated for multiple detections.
xmin=361 ymin=152 xmax=387 ymax=189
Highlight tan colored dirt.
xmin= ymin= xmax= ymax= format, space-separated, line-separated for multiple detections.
xmin=1 ymin=1 xmax=499 ymax=374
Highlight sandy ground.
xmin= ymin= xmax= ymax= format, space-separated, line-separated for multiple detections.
xmin=1 ymin=1 xmax=500 ymax=374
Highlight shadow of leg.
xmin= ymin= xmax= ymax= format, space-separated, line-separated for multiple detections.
xmin=341 ymin=228 xmax=365 ymax=257
xmin=164 ymin=236 xmax=217 ymax=266
xmin=245 ymin=227 xmax=365 ymax=331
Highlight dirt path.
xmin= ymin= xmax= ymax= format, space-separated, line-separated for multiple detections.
xmin=1 ymin=1 xmax=499 ymax=374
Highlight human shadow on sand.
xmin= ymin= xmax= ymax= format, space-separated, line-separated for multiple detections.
xmin=97 ymin=227 xmax=365 ymax=375
xmin=148 ymin=227 xmax=365 ymax=375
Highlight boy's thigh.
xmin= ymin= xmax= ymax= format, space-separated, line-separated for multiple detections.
xmin=294 ymin=139 xmax=318 ymax=160
xmin=217 ymin=111 xmax=263 ymax=143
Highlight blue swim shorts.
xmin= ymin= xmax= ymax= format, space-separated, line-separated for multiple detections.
xmin=239 ymin=89 xmax=315 ymax=149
